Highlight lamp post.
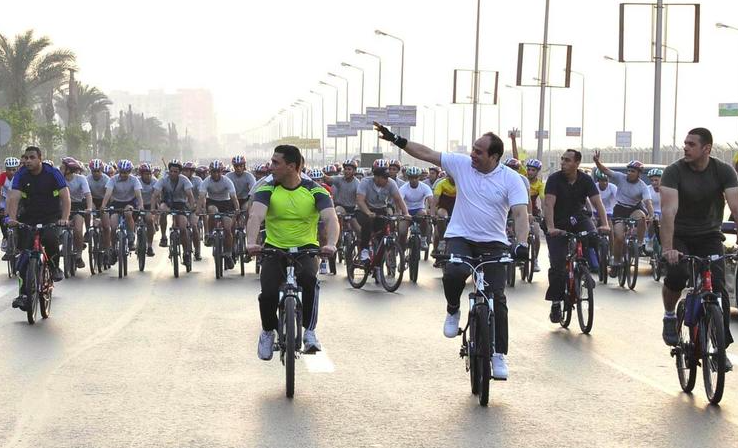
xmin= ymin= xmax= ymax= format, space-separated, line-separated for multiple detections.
xmin=309 ymin=90 xmax=326 ymax=166
xmin=328 ymin=72 xmax=350 ymax=159
xmin=375 ymin=30 xmax=404 ymax=105
xmin=570 ymin=70 xmax=585 ymax=150
xmin=604 ymin=55 xmax=628 ymax=132
xmin=505 ymin=84 xmax=523 ymax=150
xmin=319 ymin=80 xmax=339 ymax=162
xmin=342 ymin=62 xmax=365 ymax=153
xmin=356 ymin=49 xmax=382 ymax=152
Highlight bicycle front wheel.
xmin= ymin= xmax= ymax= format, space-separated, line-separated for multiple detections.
xmin=675 ymin=300 xmax=697 ymax=393
xmin=598 ymin=239 xmax=609 ymax=284
xmin=576 ymin=267 xmax=595 ymax=334
xmin=701 ymin=303 xmax=726 ymax=405
xmin=40 ymin=263 xmax=52 ymax=319
xmin=379 ymin=240 xmax=405 ymax=292
xmin=626 ymin=240 xmax=639 ymax=290
xmin=137 ymin=226 xmax=146 ymax=272
xmin=474 ymin=304 xmax=492 ymax=406
xmin=170 ymin=231 xmax=180 ymax=278
xmin=284 ymin=295 xmax=296 ymax=398
xmin=61 ymin=231 xmax=72 ymax=279
xmin=26 ymin=258 xmax=39 ymax=324
xmin=408 ymin=235 xmax=420 ymax=283
xmin=346 ymin=241 xmax=367 ymax=289
xmin=213 ymin=233 xmax=223 ymax=279
xmin=117 ymin=231 xmax=125 ymax=278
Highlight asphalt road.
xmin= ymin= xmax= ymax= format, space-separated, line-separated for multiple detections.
xmin=0 ymin=246 xmax=737 ymax=448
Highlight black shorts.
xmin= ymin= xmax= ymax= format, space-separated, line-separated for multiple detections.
xmin=664 ymin=233 xmax=726 ymax=293
xmin=109 ymin=200 xmax=136 ymax=211
xmin=337 ymin=205 xmax=356 ymax=214
xmin=437 ymin=195 xmax=455 ymax=216
xmin=169 ymin=201 xmax=187 ymax=211
xmin=613 ymin=203 xmax=642 ymax=219
xmin=237 ymin=197 xmax=249 ymax=209
xmin=92 ymin=198 xmax=103 ymax=209
xmin=206 ymin=199 xmax=235 ymax=213
xmin=71 ymin=202 xmax=86 ymax=212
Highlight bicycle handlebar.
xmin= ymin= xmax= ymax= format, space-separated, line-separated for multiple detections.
xmin=259 ymin=247 xmax=323 ymax=260
xmin=433 ymin=253 xmax=512 ymax=266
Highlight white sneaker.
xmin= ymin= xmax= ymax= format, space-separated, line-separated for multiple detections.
xmin=360 ymin=249 xmax=370 ymax=261
xmin=533 ymin=260 xmax=540 ymax=272
xmin=257 ymin=330 xmax=275 ymax=360
xmin=303 ymin=329 xmax=322 ymax=353
xmin=443 ymin=311 xmax=461 ymax=338
xmin=491 ymin=353 xmax=508 ymax=380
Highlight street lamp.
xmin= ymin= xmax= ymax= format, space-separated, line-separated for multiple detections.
xmin=569 ymin=69 xmax=585 ymax=150
xmin=717 ymin=22 xmax=738 ymax=31
xmin=319 ymin=80 xmax=339 ymax=162
xmin=375 ymin=29 xmax=404 ymax=105
xmin=328 ymin=72 xmax=350 ymax=159
xmin=505 ymin=84 xmax=523 ymax=150
xmin=604 ymin=55 xmax=628 ymax=132
xmin=309 ymin=90 xmax=326 ymax=166
xmin=342 ymin=62 xmax=365 ymax=153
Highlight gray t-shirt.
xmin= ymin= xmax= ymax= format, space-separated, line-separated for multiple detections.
xmin=608 ymin=171 xmax=651 ymax=207
xmin=67 ymin=174 xmax=91 ymax=203
xmin=87 ymin=173 xmax=110 ymax=200
xmin=105 ymin=174 xmax=142 ymax=203
xmin=357 ymin=177 xmax=399 ymax=209
xmin=187 ymin=175 xmax=203 ymax=202
xmin=331 ymin=175 xmax=359 ymax=207
xmin=226 ymin=171 xmax=256 ymax=199
xmin=154 ymin=174 xmax=193 ymax=203
xmin=138 ymin=177 xmax=156 ymax=206
xmin=392 ymin=177 xmax=406 ymax=188
xmin=200 ymin=175 xmax=237 ymax=201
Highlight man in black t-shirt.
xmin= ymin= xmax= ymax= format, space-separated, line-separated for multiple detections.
xmin=6 ymin=146 xmax=70 ymax=311
xmin=660 ymin=128 xmax=738 ymax=370
xmin=544 ymin=149 xmax=609 ymax=323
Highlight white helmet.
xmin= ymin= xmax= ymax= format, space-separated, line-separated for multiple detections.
xmin=4 ymin=157 xmax=20 ymax=169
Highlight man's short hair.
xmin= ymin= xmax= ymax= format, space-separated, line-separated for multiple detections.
xmin=24 ymin=146 xmax=42 ymax=157
xmin=688 ymin=127 xmax=713 ymax=146
xmin=481 ymin=132 xmax=504 ymax=159
xmin=565 ymin=149 xmax=582 ymax=163
xmin=372 ymin=167 xmax=389 ymax=178
xmin=274 ymin=145 xmax=302 ymax=169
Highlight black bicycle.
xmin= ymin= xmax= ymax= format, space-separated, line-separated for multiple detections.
xmin=106 ymin=208 xmax=135 ymax=278
xmin=5 ymin=226 xmax=17 ymax=278
xmin=85 ymin=211 xmax=107 ymax=275
xmin=134 ymin=211 xmax=150 ymax=272
xmin=556 ymin=230 xmax=599 ymax=334
xmin=205 ymin=212 xmax=233 ymax=279
xmin=59 ymin=224 xmax=77 ymax=278
xmin=434 ymin=252 xmax=512 ymax=406
xmin=346 ymin=215 xmax=405 ymax=292
xmin=168 ymin=210 xmax=193 ymax=278
xmin=16 ymin=223 xmax=56 ymax=324
xmin=671 ymin=253 xmax=735 ymax=405
xmin=521 ymin=217 xmax=542 ymax=283
xmin=405 ymin=214 xmax=433 ymax=283
xmin=233 ymin=210 xmax=250 ymax=276
xmin=613 ymin=217 xmax=641 ymax=290
xmin=259 ymin=247 xmax=323 ymax=398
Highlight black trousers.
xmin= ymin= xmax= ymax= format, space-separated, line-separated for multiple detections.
xmin=664 ymin=232 xmax=733 ymax=347
xmin=258 ymin=245 xmax=320 ymax=332
xmin=442 ymin=237 xmax=510 ymax=354
xmin=356 ymin=207 xmax=387 ymax=249
xmin=545 ymin=219 xmax=596 ymax=302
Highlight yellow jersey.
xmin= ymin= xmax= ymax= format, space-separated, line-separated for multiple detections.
xmin=433 ymin=178 xmax=457 ymax=197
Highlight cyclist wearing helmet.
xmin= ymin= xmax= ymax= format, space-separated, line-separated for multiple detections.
xmin=198 ymin=160 xmax=239 ymax=270
xmin=136 ymin=163 xmax=157 ymax=256
xmin=61 ymin=158 xmax=92 ymax=269
xmin=309 ymin=168 xmax=331 ymax=194
xmin=152 ymin=159 xmax=196 ymax=265
xmin=356 ymin=163 xmax=410 ymax=261
xmin=643 ymin=168 xmax=663 ymax=254
xmin=388 ymin=159 xmax=405 ymax=187
xmin=182 ymin=161 xmax=203 ymax=260
xmin=195 ymin=165 xmax=208 ymax=180
xmin=0 ymin=157 xmax=21 ymax=257
xmin=6 ymin=146 xmax=70 ymax=310
xmin=103 ymin=164 xmax=116 ymax=177
xmin=101 ymin=159 xmax=143 ymax=254
xmin=398 ymin=166 xmax=433 ymax=250
xmin=331 ymin=160 xmax=359 ymax=214
xmin=253 ymin=164 xmax=269 ymax=181
xmin=590 ymin=168 xmax=618 ymax=220
xmin=593 ymin=151 xmax=654 ymax=276
xmin=431 ymin=174 xmax=456 ymax=253
xmin=227 ymin=155 xmax=256 ymax=211
xmin=423 ymin=166 xmax=441 ymax=188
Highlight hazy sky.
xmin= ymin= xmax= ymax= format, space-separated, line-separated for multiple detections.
xmin=5 ymin=0 xmax=738 ymax=150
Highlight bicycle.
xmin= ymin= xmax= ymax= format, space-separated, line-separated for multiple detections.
xmin=259 ymin=246 xmax=323 ymax=398
xmin=555 ymin=230 xmax=599 ymax=334
xmin=59 ymin=224 xmax=77 ymax=278
xmin=85 ymin=211 xmax=107 ymax=275
xmin=649 ymin=219 xmax=664 ymax=282
xmin=5 ymin=226 xmax=17 ymax=278
xmin=670 ymin=253 xmax=735 ymax=405
xmin=521 ymin=217 xmax=542 ymax=283
xmin=16 ymin=223 xmax=56 ymax=325
xmin=135 ymin=211 xmax=150 ymax=272
xmin=505 ymin=218 xmax=518 ymax=288
xmin=346 ymin=215 xmax=405 ymax=292
xmin=107 ymin=207 xmax=134 ymax=278
xmin=597 ymin=231 xmax=610 ymax=284
xmin=168 ymin=210 xmax=193 ymax=278
xmin=405 ymin=214 xmax=433 ymax=283
xmin=613 ymin=217 xmax=641 ymax=290
xmin=336 ymin=212 xmax=357 ymax=265
xmin=233 ymin=210 xmax=250 ymax=276
xmin=204 ymin=212 xmax=233 ymax=280
xmin=433 ymin=252 xmax=512 ymax=406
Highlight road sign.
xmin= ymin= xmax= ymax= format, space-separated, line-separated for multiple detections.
xmin=566 ymin=127 xmax=581 ymax=137
xmin=350 ymin=114 xmax=373 ymax=130
xmin=618 ymin=3 xmax=700 ymax=63
xmin=336 ymin=122 xmax=357 ymax=137
xmin=386 ymin=105 xmax=417 ymax=126
xmin=535 ymin=130 xmax=549 ymax=139
xmin=366 ymin=107 xmax=388 ymax=125
xmin=719 ymin=103 xmax=738 ymax=117
xmin=452 ymin=70 xmax=499 ymax=105
xmin=616 ymin=131 xmax=633 ymax=148
xmin=327 ymin=124 xmax=339 ymax=138
xmin=0 ymin=120 xmax=12 ymax=147
xmin=516 ymin=43 xmax=572 ymax=88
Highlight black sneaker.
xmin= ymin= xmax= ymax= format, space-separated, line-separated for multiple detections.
xmin=12 ymin=294 xmax=29 ymax=311
xmin=76 ymin=257 xmax=85 ymax=269
xmin=159 ymin=236 xmax=168 ymax=248
xmin=726 ymin=357 xmax=733 ymax=373
xmin=146 ymin=247 xmax=155 ymax=257
xmin=224 ymin=255 xmax=235 ymax=270
xmin=549 ymin=302 xmax=562 ymax=323
xmin=194 ymin=250 xmax=202 ymax=261
xmin=52 ymin=267 xmax=64 ymax=282
xmin=2 ymin=252 xmax=11 ymax=261
xmin=608 ymin=264 xmax=620 ymax=278
xmin=662 ymin=315 xmax=679 ymax=346
xmin=204 ymin=235 xmax=213 ymax=247
xmin=183 ymin=253 xmax=192 ymax=268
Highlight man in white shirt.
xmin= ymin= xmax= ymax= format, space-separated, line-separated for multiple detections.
xmin=398 ymin=166 xmax=434 ymax=250
xmin=375 ymin=122 xmax=529 ymax=381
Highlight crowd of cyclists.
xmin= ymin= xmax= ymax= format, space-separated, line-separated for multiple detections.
xmin=1 ymin=123 xmax=736 ymax=387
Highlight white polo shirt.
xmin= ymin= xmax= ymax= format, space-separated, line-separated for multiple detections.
xmin=441 ymin=153 xmax=529 ymax=244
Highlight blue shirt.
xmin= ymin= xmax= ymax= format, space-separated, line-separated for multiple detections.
xmin=12 ymin=164 xmax=67 ymax=224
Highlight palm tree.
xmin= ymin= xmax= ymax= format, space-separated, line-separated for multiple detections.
xmin=55 ymin=81 xmax=111 ymax=128
xmin=0 ymin=30 xmax=76 ymax=110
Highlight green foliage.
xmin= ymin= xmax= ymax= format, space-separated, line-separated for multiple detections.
xmin=0 ymin=106 xmax=36 ymax=155
xmin=63 ymin=125 xmax=90 ymax=160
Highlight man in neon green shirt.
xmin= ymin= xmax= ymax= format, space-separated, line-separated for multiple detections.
xmin=247 ymin=145 xmax=339 ymax=360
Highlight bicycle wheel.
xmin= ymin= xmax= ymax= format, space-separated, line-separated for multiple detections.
xmin=69 ymin=232 xmax=78 ymax=277
xmin=475 ymin=304 xmax=492 ymax=406
xmin=345 ymin=241 xmax=368 ymax=289
xmin=627 ymin=240 xmax=639 ymax=290
xmin=6 ymin=230 xmax=16 ymax=278
xmin=26 ymin=258 xmax=39 ymax=324
xmin=701 ymin=303 xmax=726 ymax=405
xmin=598 ymin=239 xmax=609 ymax=284
xmin=618 ymin=249 xmax=628 ymax=288
xmin=137 ymin=226 xmax=146 ymax=272
xmin=88 ymin=230 xmax=96 ymax=275
xmin=213 ymin=233 xmax=223 ymax=279
xmin=284 ymin=295 xmax=296 ymax=398
xmin=675 ymin=300 xmax=697 ymax=393
xmin=576 ymin=267 xmax=595 ymax=334
xmin=40 ymin=263 xmax=52 ymax=319
xmin=379 ymin=240 xmax=405 ymax=292
xmin=61 ymin=231 xmax=71 ymax=279
xmin=651 ymin=240 xmax=662 ymax=282
xmin=560 ymin=277 xmax=573 ymax=328
xmin=117 ymin=231 xmax=125 ymax=278
xmin=170 ymin=231 xmax=179 ymax=278
xmin=408 ymin=235 xmax=420 ymax=283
